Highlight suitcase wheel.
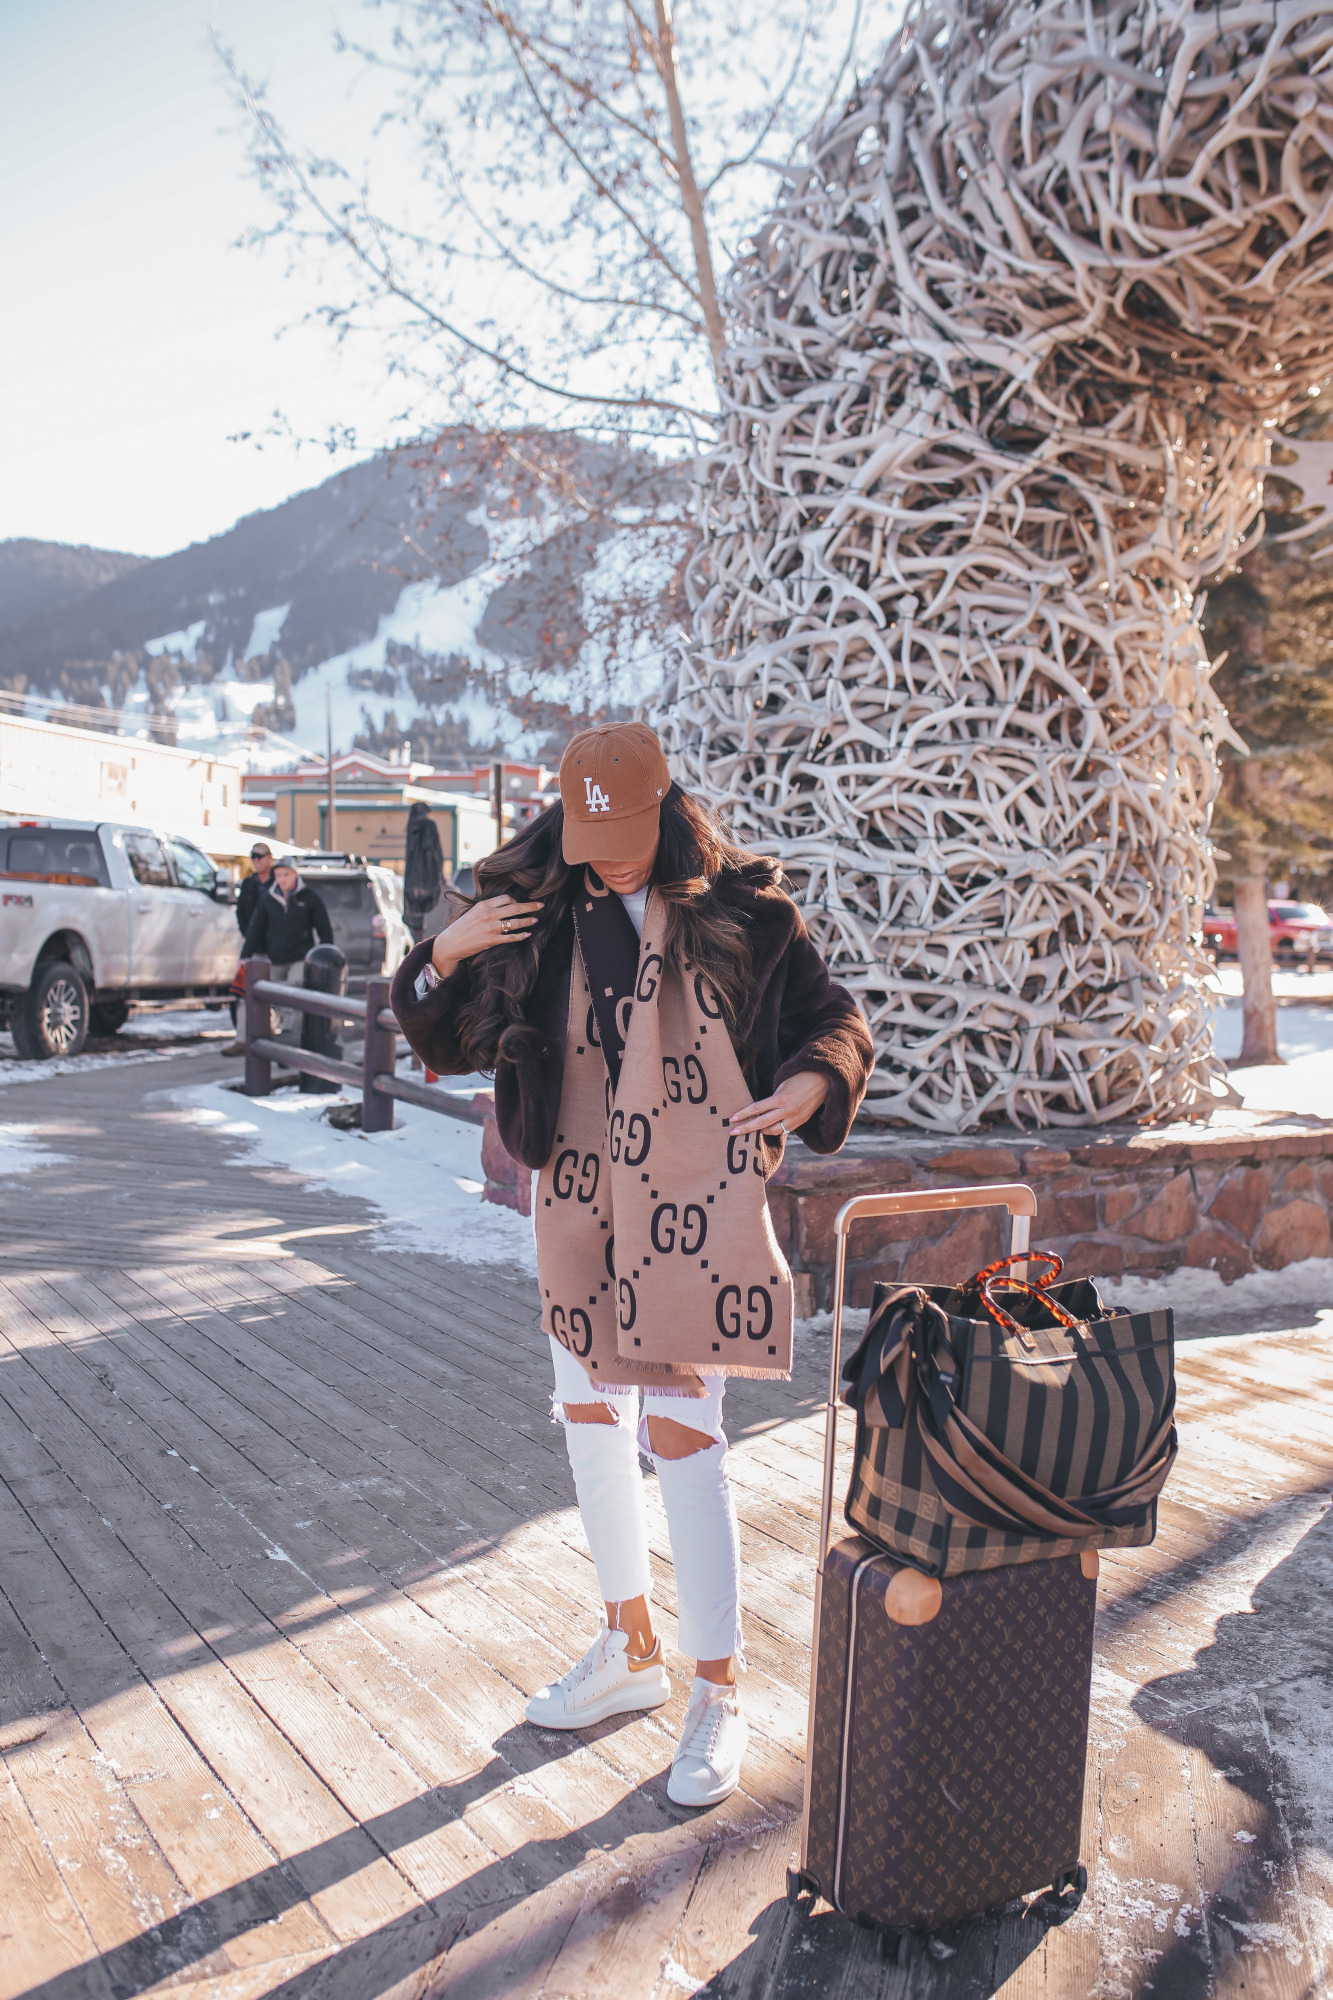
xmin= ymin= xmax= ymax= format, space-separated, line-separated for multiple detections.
xmin=786 ymin=1867 xmax=817 ymax=1906
xmin=877 ymin=1928 xmax=916 ymax=1966
xmin=1050 ymin=1863 xmax=1088 ymax=1906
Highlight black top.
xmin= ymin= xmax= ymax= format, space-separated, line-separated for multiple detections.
xmin=404 ymin=803 xmax=445 ymax=913
xmin=236 ymin=870 xmax=270 ymax=935
xmin=241 ymin=882 xmax=334 ymax=966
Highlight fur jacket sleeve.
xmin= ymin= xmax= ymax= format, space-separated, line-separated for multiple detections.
xmin=391 ymin=864 xmax=873 ymax=1169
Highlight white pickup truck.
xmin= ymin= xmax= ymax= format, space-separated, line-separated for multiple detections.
xmin=0 ymin=817 xmax=241 ymax=1059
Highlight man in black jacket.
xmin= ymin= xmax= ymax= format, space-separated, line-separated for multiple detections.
xmin=239 ymin=858 xmax=334 ymax=1048
xmin=241 ymin=857 xmax=333 ymax=963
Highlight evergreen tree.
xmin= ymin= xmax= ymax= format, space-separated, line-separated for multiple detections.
xmin=1203 ymin=412 xmax=1333 ymax=1063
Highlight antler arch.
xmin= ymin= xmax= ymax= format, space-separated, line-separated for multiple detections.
xmin=664 ymin=0 xmax=1333 ymax=1128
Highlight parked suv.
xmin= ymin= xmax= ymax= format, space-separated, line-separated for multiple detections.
xmin=293 ymin=855 xmax=412 ymax=993
xmin=0 ymin=817 xmax=238 ymax=1059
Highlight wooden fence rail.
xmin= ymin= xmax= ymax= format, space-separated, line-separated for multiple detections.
xmin=241 ymin=956 xmax=489 ymax=1132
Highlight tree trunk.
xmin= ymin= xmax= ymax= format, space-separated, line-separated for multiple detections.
xmin=1233 ymin=876 xmax=1281 ymax=1070
xmin=1232 ymin=757 xmax=1280 ymax=1065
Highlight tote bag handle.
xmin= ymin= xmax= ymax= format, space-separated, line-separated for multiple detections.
xmin=969 ymin=1249 xmax=1087 ymax=1349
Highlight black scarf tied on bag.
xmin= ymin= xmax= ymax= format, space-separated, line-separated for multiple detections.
xmin=842 ymin=1284 xmax=1178 ymax=1547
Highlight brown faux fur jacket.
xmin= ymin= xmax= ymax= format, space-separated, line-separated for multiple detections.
xmin=391 ymin=862 xmax=875 ymax=1171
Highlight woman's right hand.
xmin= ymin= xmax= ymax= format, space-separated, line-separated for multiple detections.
xmin=431 ymin=894 xmax=543 ymax=976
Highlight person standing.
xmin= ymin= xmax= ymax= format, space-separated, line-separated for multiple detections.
xmin=403 ymin=800 xmax=446 ymax=944
xmin=224 ymin=843 xmax=276 ymax=1053
xmin=239 ymin=856 xmax=333 ymax=1044
xmin=392 ymin=724 xmax=872 ymax=1808
xmin=236 ymin=842 xmax=275 ymax=938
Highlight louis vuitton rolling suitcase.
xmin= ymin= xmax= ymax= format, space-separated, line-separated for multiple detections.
xmin=789 ymin=1184 xmax=1097 ymax=1958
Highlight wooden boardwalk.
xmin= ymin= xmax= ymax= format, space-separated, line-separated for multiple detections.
xmin=0 ymin=1048 xmax=1329 ymax=2000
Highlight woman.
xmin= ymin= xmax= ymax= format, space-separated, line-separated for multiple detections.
xmin=393 ymin=723 xmax=873 ymax=1808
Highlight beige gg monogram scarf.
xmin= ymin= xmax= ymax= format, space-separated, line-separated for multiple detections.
xmin=534 ymin=879 xmax=794 ymax=1393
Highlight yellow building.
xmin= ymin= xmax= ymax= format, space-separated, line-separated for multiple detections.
xmin=241 ymin=753 xmax=511 ymax=876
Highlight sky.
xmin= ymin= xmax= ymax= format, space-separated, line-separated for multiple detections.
xmin=0 ymin=0 xmax=411 ymax=558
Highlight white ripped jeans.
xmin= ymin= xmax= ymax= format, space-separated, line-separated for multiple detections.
xmin=548 ymin=1336 xmax=744 ymax=1663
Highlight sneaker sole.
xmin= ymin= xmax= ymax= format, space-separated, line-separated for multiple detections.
xmin=667 ymin=1766 xmax=744 ymax=1808
xmin=526 ymin=1677 xmax=672 ymax=1730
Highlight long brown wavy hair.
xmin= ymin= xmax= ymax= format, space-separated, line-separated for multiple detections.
xmin=452 ymin=782 xmax=776 ymax=1074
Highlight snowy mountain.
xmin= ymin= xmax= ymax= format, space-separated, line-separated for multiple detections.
xmin=0 ymin=437 xmax=685 ymax=770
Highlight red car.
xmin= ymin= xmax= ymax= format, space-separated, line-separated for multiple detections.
xmin=1202 ymin=900 xmax=1333 ymax=963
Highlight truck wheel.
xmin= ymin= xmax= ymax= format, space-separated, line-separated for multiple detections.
xmin=90 ymin=999 xmax=130 ymax=1036
xmin=17 ymin=961 xmax=89 ymax=1059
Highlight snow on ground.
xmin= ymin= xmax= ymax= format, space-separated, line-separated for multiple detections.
xmin=169 ymin=1076 xmax=537 ymax=1271
xmin=0 ymin=1122 xmax=70 ymax=1174
xmin=1111 ymin=1262 xmax=1333 ymax=1337
xmin=1215 ymin=1006 xmax=1333 ymax=1119
xmin=1211 ymin=964 xmax=1333 ymax=1002
xmin=0 ymin=1034 xmax=221 ymax=1085
xmin=120 ymin=1008 xmax=232 ymax=1041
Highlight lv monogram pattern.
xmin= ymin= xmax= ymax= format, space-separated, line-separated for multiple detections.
xmin=534 ymin=885 xmax=794 ymax=1388
xmin=805 ymin=1537 xmax=1094 ymax=1928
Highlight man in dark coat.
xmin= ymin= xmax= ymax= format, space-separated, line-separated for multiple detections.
xmin=403 ymin=801 xmax=445 ymax=943
xmin=239 ymin=858 xmax=333 ymax=1046
xmin=236 ymin=842 xmax=275 ymax=936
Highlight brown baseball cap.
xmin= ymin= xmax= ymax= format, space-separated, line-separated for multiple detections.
xmin=560 ymin=722 xmax=671 ymax=865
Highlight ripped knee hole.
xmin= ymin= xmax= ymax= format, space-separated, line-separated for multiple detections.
xmin=562 ymin=1402 xmax=619 ymax=1425
xmin=646 ymin=1414 xmax=718 ymax=1459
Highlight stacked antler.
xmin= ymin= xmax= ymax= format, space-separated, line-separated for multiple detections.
xmin=663 ymin=0 xmax=1333 ymax=1128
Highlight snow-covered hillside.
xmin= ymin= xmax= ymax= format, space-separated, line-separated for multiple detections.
xmin=1 ymin=439 xmax=687 ymax=765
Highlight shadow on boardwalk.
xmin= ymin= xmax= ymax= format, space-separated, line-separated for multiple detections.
xmin=0 ymin=1052 xmax=1329 ymax=2000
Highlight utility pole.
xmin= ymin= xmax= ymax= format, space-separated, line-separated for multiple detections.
xmin=326 ymin=689 xmax=336 ymax=853
xmin=491 ymin=759 xmax=504 ymax=852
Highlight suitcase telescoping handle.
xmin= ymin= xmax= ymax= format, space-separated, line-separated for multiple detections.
xmin=816 ymin=1183 xmax=1037 ymax=1574
xmin=799 ymin=1182 xmax=1037 ymax=1883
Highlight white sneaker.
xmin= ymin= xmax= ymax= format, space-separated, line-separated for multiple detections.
xmin=525 ymin=1626 xmax=671 ymax=1729
xmin=667 ymin=1676 xmax=748 ymax=1807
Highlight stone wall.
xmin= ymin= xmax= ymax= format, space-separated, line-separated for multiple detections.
xmin=767 ymin=1117 xmax=1333 ymax=1310
xmin=475 ymin=1097 xmax=1333 ymax=1312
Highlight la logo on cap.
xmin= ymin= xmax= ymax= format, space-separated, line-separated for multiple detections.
xmin=584 ymin=777 xmax=611 ymax=814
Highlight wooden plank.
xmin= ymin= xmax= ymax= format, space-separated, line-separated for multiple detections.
xmin=2 ymin=1706 xmax=233 ymax=1989
xmin=1087 ymin=1724 xmax=1210 ymax=1996
xmin=426 ymin=1874 xmax=588 ymax=2000
xmin=667 ymin=1824 xmax=797 ymax=1997
xmin=0 ymin=1330 xmax=518 ymax=1915
xmin=0 ymin=1273 xmax=775 ymax=1887
xmin=537 ymin=1828 xmax=708 ymax=2000
xmin=51 ymin=1262 xmax=815 ymax=1797
xmin=0 ymin=1455 xmax=420 ymax=1945
xmin=1187 ymin=1719 xmax=1319 ymax=1997
xmin=0 ymin=1750 xmax=110 ymax=1998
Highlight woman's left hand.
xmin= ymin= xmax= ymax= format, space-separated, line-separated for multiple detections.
xmin=727 ymin=1070 xmax=829 ymax=1138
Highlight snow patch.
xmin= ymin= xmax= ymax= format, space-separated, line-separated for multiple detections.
xmin=144 ymin=619 xmax=208 ymax=663
xmin=0 ymin=1040 xmax=218 ymax=1086
xmin=120 ymin=1009 xmax=232 ymax=1041
xmin=0 ymin=1122 xmax=70 ymax=1174
xmin=244 ymin=603 xmax=292 ymax=660
xmin=1107 ymin=1259 xmax=1333 ymax=1319
xmin=168 ymin=1078 xmax=537 ymax=1270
